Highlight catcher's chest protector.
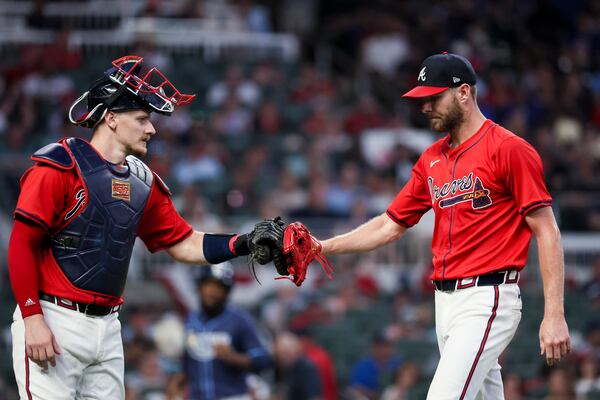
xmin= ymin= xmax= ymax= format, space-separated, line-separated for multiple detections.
xmin=50 ymin=137 xmax=152 ymax=297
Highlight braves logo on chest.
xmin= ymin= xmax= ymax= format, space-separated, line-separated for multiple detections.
xmin=64 ymin=189 xmax=86 ymax=220
xmin=428 ymin=172 xmax=492 ymax=209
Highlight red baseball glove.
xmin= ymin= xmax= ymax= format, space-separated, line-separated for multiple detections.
xmin=273 ymin=222 xmax=334 ymax=287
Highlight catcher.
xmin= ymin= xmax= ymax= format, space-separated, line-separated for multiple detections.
xmin=8 ymin=55 xmax=289 ymax=400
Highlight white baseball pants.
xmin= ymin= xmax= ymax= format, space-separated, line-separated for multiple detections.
xmin=12 ymin=301 xmax=124 ymax=400
xmin=427 ymin=284 xmax=522 ymax=400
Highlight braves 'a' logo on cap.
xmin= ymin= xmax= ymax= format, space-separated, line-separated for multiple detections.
xmin=418 ymin=67 xmax=427 ymax=82
xmin=428 ymin=173 xmax=492 ymax=209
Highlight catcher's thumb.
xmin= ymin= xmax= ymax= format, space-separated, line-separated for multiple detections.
xmin=253 ymin=244 xmax=272 ymax=265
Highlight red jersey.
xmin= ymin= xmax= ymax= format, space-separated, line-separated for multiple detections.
xmin=304 ymin=342 xmax=338 ymax=400
xmin=387 ymin=119 xmax=551 ymax=280
xmin=13 ymin=162 xmax=193 ymax=309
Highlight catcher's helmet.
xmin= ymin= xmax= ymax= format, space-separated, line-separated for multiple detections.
xmin=197 ymin=262 xmax=235 ymax=290
xmin=69 ymin=55 xmax=195 ymax=129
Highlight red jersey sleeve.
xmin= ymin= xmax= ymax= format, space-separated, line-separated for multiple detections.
xmin=386 ymin=156 xmax=432 ymax=227
xmin=14 ymin=165 xmax=68 ymax=231
xmin=8 ymin=220 xmax=46 ymax=317
xmin=497 ymin=137 xmax=552 ymax=215
xmin=138 ymin=178 xmax=193 ymax=253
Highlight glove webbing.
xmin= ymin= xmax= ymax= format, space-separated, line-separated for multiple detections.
xmin=275 ymin=222 xmax=334 ymax=287
xmin=275 ymin=252 xmax=334 ymax=286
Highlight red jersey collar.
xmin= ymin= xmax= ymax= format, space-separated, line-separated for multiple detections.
xmin=443 ymin=119 xmax=493 ymax=157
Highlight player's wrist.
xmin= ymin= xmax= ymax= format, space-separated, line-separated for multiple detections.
xmin=543 ymin=299 xmax=565 ymax=317
xmin=221 ymin=352 xmax=251 ymax=368
xmin=230 ymin=234 xmax=250 ymax=256
xmin=23 ymin=313 xmax=45 ymax=322
xmin=320 ymin=238 xmax=333 ymax=256
xmin=23 ymin=313 xmax=46 ymax=330
xmin=21 ymin=306 xmax=43 ymax=319
xmin=543 ymin=309 xmax=565 ymax=318
xmin=203 ymin=233 xmax=248 ymax=264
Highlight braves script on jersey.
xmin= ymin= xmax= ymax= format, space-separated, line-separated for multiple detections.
xmin=387 ymin=119 xmax=551 ymax=279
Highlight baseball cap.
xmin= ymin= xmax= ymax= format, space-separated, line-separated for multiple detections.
xmin=196 ymin=262 xmax=235 ymax=289
xmin=402 ymin=52 xmax=477 ymax=98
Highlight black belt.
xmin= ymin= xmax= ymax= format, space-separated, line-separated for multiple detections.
xmin=39 ymin=292 xmax=121 ymax=316
xmin=433 ymin=270 xmax=519 ymax=292
xmin=51 ymin=234 xmax=81 ymax=249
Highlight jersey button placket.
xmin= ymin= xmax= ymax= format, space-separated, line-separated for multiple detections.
xmin=441 ymin=152 xmax=454 ymax=282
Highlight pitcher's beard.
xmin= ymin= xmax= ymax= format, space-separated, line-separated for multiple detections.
xmin=430 ymin=98 xmax=465 ymax=134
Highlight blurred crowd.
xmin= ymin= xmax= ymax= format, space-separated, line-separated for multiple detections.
xmin=1 ymin=0 xmax=600 ymax=399
xmin=1 ymin=1 xmax=600 ymax=230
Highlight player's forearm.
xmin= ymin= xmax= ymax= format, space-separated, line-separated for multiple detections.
xmin=218 ymin=351 xmax=252 ymax=369
xmin=536 ymin=226 xmax=565 ymax=317
xmin=249 ymin=353 xmax=272 ymax=372
xmin=167 ymin=231 xmax=251 ymax=265
xmin=321 ymin=213 xmax=406 ymax=256
xmin=167 ymin=231 xmax=207 ymax=264
xmin=525 ymin=207 xmax=566 ymax=317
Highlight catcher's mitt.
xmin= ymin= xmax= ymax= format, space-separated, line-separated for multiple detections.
xmin=274 ymin=222 xmax=334 ymax=287
xmin=248 ymin=217 xmax=285 ymax=266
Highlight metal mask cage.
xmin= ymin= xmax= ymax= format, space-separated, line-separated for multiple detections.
xmin=68 ymin=55 xmax=196 ymax=128
xmin=108 ymin=56 xmax=195 ymax=114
